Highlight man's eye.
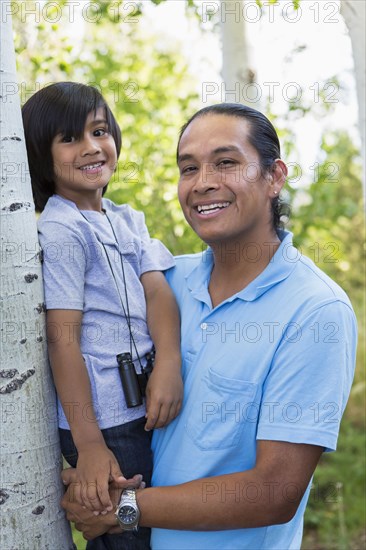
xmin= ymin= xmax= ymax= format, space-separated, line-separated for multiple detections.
xmin=217 ymin=159 xmax=235 ymax=167
xmin=181 ymin=166 xmax=197 ymax=175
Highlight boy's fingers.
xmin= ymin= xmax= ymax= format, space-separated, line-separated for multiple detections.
xmin=81 ymin=484 xmax=103 ymax=512
xmin=159 ymin=401 xmax=179 ymax=428
xmin=144 ymin=402 xmax=161 ymax=431
xmin=66 ymin=481 xmax=83 ymax=506
xmin=154 ymin=398 xmax=181 ymax=429
xmin=145 ymin=393 xmax=151 ymax=413
xmin=153 ymin=402 xmax=170 ymax=429
xmin=145 ymin=396 xmax=182 ymax=430
xmin=96 ymin=481 xmax=113 ymax=511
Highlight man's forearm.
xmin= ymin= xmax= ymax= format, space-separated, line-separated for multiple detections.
xmin=137 ymin=472 xmax=295 ymax=531
xmin=134 ymin=442 xmax=322 ymax=531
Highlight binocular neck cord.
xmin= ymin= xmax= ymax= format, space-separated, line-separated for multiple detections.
xmin=79 ymin=209 xmax=142 ymax=370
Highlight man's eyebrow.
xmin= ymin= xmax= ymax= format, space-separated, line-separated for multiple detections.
xmin=212 ymin=146 xmax=242 ymax=154
xmin=177 ymin=153 xmax=195 ymax=164
xmin=178 ymin=146 xmax=242 ymax=164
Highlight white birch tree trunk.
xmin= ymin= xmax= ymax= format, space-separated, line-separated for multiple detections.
xmin=0 ymin=5 xmax=73 ymax=547
xmin=219 ymin=1 xmax=258 ymax=105
xmin=340 ymin=0 xmax=366 ymax=193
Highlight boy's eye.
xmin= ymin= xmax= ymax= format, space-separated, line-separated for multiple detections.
xmin=61 ymin=135 xmax=75 ymax=143
xmin=94 ymin=128 xmax=107 ymax=137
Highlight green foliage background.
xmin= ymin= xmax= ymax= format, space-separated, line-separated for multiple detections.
xmin=13 ymin=2 xmax=365 ymax=548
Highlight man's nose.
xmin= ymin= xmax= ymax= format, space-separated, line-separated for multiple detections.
xmin=193 ymin=163 xmax=220 ymax=193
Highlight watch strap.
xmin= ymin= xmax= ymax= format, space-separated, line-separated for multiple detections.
xmin=115 ymin=488 xmax=140 ymax=531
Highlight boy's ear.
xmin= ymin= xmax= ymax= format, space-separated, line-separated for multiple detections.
xmin=269 ymin=159 xmax=287 ymax=197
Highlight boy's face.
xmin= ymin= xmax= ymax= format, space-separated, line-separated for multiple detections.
xmin=51 ymin=107 xmax=117 ymax=203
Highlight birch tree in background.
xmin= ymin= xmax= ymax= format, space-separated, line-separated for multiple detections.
xmin=219 ymin=1 xmax=257 ymax=103
xmin=217 ymin=0 xmax=365 ymax=189
xmin=219 ymin=0 xmax=365 ymax=173
xmin=340 ymin=0 xmax=365 ymax=192
xmin=0 ymin=5 xmax=73 ymax=547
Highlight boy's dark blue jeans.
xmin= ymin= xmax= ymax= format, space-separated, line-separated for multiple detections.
xmin=59 ymin=416 xmax=153 ymax=550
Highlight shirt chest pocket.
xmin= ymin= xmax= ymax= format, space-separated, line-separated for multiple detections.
xmin=185 ymin=368 xmax=258 ymax=451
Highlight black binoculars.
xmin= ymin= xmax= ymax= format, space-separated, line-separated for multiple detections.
xmin=117 ymin=350 xmax=154 ymax=408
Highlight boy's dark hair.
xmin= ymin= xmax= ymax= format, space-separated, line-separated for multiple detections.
xmin=177 ymin=103 xmax=290 ymax=229
xmin=22 ymin=82 xmax=122 ymax=212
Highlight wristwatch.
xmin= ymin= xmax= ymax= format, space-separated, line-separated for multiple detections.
xmin=115 ymin=489 xmax=140 ymax=531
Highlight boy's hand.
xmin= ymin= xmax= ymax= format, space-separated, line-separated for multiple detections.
xmin=74 ymin=443 xmax=125 ymax=513
xmin=62 ymin=469 xmax=145 ymax=540
xmin=144 ymin=357 xmax=183 ymax=431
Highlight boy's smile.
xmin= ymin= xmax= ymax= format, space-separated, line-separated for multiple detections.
xmin=51 ymin=107 xmax=117 ymax=209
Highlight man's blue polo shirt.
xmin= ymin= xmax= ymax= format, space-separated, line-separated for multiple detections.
xmin=151 ymin=230 xmax=357 ymax=550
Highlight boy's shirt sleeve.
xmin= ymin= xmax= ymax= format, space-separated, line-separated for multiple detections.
xmin=38 ymin=221 xmax=87 ymax=310
xmin=126 ymin=206 xmax=175 ymax=275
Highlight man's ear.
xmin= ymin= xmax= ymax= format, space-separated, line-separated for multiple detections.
xmin=269 ymin=159 xmax=288 ymax=197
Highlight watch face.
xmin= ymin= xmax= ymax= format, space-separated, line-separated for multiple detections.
xmin=118 ymin=505 xmax=138 ymax=524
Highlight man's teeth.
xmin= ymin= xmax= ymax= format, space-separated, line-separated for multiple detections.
xmin=80 ymin=162 xmax=103 ymax=170
xmin=197 ymin=202 xmax=230 ymax=214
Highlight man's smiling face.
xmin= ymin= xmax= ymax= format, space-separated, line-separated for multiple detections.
xmin=177 ymin=114 xmax=277 ymax=248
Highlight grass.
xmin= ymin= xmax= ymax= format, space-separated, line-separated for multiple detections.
xmin=72 ymin=529 xmax=86 ymax=550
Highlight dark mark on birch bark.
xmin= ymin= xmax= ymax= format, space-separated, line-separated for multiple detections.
xmin=0 ymin=369 xmax=18 ymax=379
xmin=0 ymin=368 xmax=35 ymax=394
xmin=35 ymin=303 xmax=46 ymax=314
xmin=1 ymin=202 xmax=32 ymax=212
xmin=1 ymin=136 xmax=22 ymax=141
xmin=24 ymin=273 xmax=38 ymax=283
xmin=0 ymin=490 xmax=9 ymax=505
xmin=32 ymin=505 xmax=45 ymax=515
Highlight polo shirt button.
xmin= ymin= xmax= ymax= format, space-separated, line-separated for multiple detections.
xmin=201 ymin=322 xmax=207 ymax=330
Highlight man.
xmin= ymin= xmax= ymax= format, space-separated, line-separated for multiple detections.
xmin=62 ymin=104 xmax=357 ymax=549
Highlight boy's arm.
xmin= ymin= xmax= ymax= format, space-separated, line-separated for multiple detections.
xmin=47 ymin=309 xmax=124 ymax=511
xmin=140 ymin=271 xmax=183 ymax=430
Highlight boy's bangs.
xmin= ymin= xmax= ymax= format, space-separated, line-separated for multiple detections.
xmin=50 ymin=85 xmax=105 ymax=140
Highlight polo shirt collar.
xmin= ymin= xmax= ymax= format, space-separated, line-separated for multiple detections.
xmin=186 ymin=230 xmax=299 ymax=305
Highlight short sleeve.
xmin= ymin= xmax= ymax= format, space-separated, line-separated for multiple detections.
xmin=125 ymin=207 xmax=175 ymax=275
xmin=39 ymin=221 xmax=87 ymax=310
xmin=257 ymin=300 xmax=357 ymax=452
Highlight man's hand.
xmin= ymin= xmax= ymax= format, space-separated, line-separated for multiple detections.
xmin=61 ymin=468 xmax=145 ymax=540
xmin=62 ymin=497 xmax=118 ymax=540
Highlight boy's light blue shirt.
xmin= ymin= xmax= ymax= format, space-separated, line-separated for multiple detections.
xmin=151 ymin=230 xmax=357 ymax=550
xmin=38 ymin=194 xmax=175 ymax=429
